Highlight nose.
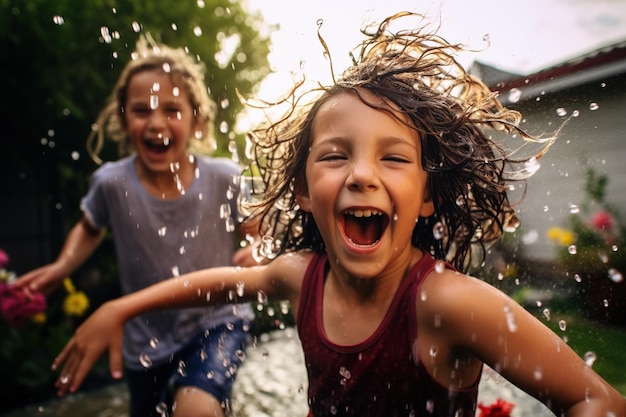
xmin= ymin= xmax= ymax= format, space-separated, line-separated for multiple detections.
xmin=146 ymin=109 xmax=167 ymax=132
xmin=346 ymin=159 xmax=379 ymax=192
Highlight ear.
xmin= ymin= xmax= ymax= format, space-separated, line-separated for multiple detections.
xmin=419 ymin=191 xmax=435 ymax=217
xmin=296 ymin=192 xmax=312 ymax=213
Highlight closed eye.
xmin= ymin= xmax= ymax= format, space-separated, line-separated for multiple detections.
xmin=382 ymin=155 xmax=411 ymax=163
xmin=319 ymin=154 xmax=347 ymax=162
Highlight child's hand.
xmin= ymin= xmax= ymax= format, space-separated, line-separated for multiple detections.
xmin=14 ymin=264 xmax=64 ymax=297
xmin=52 ymin=301 xmax=124 ymax=396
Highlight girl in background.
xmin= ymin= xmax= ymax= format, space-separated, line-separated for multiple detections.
xmin=15 ymin=35 xmax=256 ymax=417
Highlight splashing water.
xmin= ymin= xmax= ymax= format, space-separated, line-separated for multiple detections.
xmin=608 ymin=268 xmax=624 ymax=283
xmin=139 ymin=353 xmax=153 ymax=368
xmin=432 ymin=222 xmax=445 ymax=240
xmin=503 ymin=305 xmax=518 ymax=332
xmin=584 ymin=351 xmax=597 ymax=367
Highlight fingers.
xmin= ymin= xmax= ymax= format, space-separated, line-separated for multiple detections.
xmin=51 ymin=339 xmax=91 ymax=396
xmin=108 ymin=332 xmax=124 ymax=380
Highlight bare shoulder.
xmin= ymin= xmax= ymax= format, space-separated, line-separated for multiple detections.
xmin=260 ymin=250 xmax=314 ymax=304
xmin=416 ymin=268 xmax=518 ymax=337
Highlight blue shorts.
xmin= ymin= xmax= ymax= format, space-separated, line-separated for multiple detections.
xmin=126 ymin=320 xmax=251 ymax=417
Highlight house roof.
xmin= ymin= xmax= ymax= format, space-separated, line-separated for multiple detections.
xmin=471 ymin=39 xmax=626 ymax=105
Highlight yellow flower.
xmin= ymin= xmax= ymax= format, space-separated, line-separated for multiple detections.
xmin=558 ymin=230 xmax=575 ymax=247
xmin=63 ymin=277 xmax=76 ymax=293
xmin=546 ymin=227 xmax=576 ymax=247
xmin=63 ymin=291 xmax=89 ymax=317
xmin=31 ymin=312 xmax=47 ymax=324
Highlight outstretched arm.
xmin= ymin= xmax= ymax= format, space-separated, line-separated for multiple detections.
xmin=418 ymin=270 xmax=626 ymax=417
xmin=14 ymin=216 xmax=105 ymax=297
xmin=52 ymin=252 xmax=308 ymax=396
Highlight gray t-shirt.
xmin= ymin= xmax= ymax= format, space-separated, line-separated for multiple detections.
xmin=81 ymin=155 xmax=253 ymax=370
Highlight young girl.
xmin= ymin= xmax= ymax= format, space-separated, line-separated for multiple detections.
xmin=50 ymin=14 xmax=626 ymax=417
xmin=14 ymin=36 xmax=256 ymax=417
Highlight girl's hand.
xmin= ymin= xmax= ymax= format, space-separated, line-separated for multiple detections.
xmin=14 ymin=264 xmax=65 ymax=297
xmin=52 ymin=301 xmax=124 ymax=396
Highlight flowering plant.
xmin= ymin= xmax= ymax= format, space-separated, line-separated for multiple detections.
xmin=0 ymin=250 xmax=89 ymax=326
xmin=477 ymin=398 xmax=514 ymax=417
xmin=0 ymin=248 xmax=91 ymax=403
xmin=547 ymin=169 xmax=626 ymax=280
xmin=546 ymin=169 xmax=626 ymax=324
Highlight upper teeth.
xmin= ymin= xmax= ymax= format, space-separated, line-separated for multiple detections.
xmin=345 ymin=209 xmax=382 ymax=217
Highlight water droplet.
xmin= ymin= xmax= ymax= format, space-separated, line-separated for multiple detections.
xmin=150 ymin=95 xmax=159 ymax=110
xmin=589 ymin=102 xmax=599 ymax=111
xmin=53 ymin=15 xmax=65 ymax=25
xmin=504 ymin=306 xmax=518 ymax=332
xmin=432 ymin=222 xmax=445 ymax=240
xmin=543 ymin=308 xmax=551 ymax=321
xmin=608 ymin=268 xmax=623 ymax=283
xmin=220 ymin=203 xmax=231 ymax=219
xmin=429 ymin=346 xmax=438 ymax=357
xmin=158 ymin=226 xmax=167 ymax=237
xmin=149 ymin=337 xmax=159 ymax=348
xmin=584 ymin=351 xmax=597 ymax=367
xmin=558 ymin=320 xmax=567 ymax=331
xmin=139 ymin=353 xmax=153 ymax=368
xmin=206 ymin=370 xmax=215 ymax=379
xmin=568 ymin=245 xmax=577 ymax=255
xmin=533 ymin=367 xmax=543 ymax=380
xmin=508 ymin=88 xmax=522 ymax=103
xmin=131 ymin=21 xmax=141 ymax=32
xmin=177 ymin=360 xmax=187 ymax=376
xmin=225 ymin=217 xmax=235 ymax=233
xmin=171 ymin=266 xmax=180 ymax=277
xmin=236 ymin=281 xmax=245 ymax=297
xmin=71 ymin=151 xmax=80 ymax=160
xmin=556 ymin=108 xmax=568 ymax=116
xmin=155 ymin=402 xmax=168 ymax=416
xmin=574 ymin=274 xmax=582 ymax=283
xmin=434 ymin=260 xmax=445 ymax=273
xmin=339 ymin=366 xmax=351 ymax=379
xmin=257 ymin=290 xmax=268 ymax=304
xmin=569 ymin=204 xmax=580 ymax=214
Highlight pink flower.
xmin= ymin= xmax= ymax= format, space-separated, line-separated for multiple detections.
xmin=478 ymin=398 xmax=515 ymax=417
xmin=591 ymin=211 xmax=614 ymax=231
xmin=0 ymin=283 xmax=47 ymax=327
xmin=0 ymin=249 xmax=9 ymax=269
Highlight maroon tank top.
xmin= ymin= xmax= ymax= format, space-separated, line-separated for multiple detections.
xmin=297 ymin=252 xmax=480 ymax=417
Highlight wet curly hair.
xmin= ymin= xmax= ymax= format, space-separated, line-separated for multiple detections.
xmin=246 ymin=12 xmax=555 ymax=273
xmin=87 ymin=34 xmax=217 ymax=164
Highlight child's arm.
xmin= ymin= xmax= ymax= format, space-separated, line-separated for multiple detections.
xmin=14 ymin=216 xmax=105 ymax=296
xmin=51 ymin=251 xmax=309 ymax=397
xmin=418 ymin=270 xmax=626 ymax=417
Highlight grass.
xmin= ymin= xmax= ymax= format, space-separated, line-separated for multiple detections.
xmin=521 ymin=292 xmax=626 ymax=395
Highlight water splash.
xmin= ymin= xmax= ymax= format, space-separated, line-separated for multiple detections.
xmin=139 ymin=353 xmax=153 ymax=368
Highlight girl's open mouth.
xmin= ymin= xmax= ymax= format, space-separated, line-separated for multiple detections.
xmin=341 ymin=209 xmax=389 ymax=247
xmin=144 ymin=137 xmax=171 ymax=154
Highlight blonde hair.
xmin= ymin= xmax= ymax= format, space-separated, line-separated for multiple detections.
xmin=87 ymin=34 xmax=217 ymax=164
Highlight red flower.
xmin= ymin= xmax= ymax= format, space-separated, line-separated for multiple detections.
xmin=591 ymin=211 xmax=613 ymax=231
xmin=478 ymin=398 xmax=514 ymax=417
xmin=0 ymin=283 xmax=47 ymax=327
xmin=0 ymin=249 xmax=9 ymax=269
